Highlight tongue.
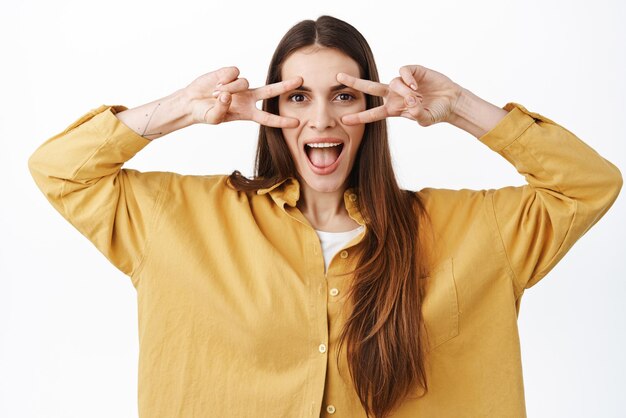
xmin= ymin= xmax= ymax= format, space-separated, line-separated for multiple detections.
xmin=307 ymin=146 xmax=341 ymax=168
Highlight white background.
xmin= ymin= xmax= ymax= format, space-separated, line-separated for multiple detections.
xmin=1 ymin=0 xmax=625 ymax=417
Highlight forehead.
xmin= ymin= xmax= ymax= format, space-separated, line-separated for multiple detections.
xmin=281 ymin=47 xmax=360 ymax=86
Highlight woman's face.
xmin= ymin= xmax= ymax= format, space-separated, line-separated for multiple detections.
xmin=278 ymin=46 xmax=366 ymax=194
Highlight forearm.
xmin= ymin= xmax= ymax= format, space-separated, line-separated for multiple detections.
xmin=115 ymin=89 xmax=194 ymax=141
xmin=447 ymin=88 xmax=509 ymax=139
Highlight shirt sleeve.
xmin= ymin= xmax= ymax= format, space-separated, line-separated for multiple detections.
xmin=479 ymin=102 xmax=622 ymax=295
xmin=28 ymin=105 xmax=170 ymax=281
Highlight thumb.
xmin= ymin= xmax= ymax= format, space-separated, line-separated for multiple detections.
xmin=404 ymin=95 xmax=426 ymax=122
xmin=204 ymin=92 xmax=231 ymax=124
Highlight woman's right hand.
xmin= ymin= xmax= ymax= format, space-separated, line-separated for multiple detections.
xmin=184 ymin=66 xmax=302 ymax=128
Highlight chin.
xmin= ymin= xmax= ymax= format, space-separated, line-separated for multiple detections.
xmin=299 ymin=172 xmax=348 ymax=193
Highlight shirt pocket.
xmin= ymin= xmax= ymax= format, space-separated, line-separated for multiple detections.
xmin=421 ymin=257 xmax=460 ymax=351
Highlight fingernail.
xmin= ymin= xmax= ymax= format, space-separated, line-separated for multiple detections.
xmin=220 ymin=93 xmax=229 ymax=103
xmin=212 ymin=90 xmax=220 ymax=97
xmin=410 ymin=83 xmax=417 ymax=90
xmin=406 ymin=96 xmax=416 ymax=106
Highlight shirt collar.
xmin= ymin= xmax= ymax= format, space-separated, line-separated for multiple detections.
xmin=257 ymin=177 xmax=365 ymax=226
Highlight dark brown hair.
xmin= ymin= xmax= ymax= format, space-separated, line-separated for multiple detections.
xmin=228 ymin=15 xmax=431 ymax=418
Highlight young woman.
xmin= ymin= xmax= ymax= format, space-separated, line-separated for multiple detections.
xmin=28 ymin=15 xmax=621 ymax=418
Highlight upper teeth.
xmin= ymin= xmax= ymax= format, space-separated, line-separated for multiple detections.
xmin=307 ymin=143 xmax=341 ymax=148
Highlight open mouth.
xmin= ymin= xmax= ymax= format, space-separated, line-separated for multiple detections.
xmin=304 ymin=142 xmax=345 ymax=169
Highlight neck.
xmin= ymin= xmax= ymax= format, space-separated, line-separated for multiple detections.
xmin=297 ymin=179 xmax=358 ymax=232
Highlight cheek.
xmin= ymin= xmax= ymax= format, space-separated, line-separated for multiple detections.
xmin=281 ymin=130 xmax=300 ymax=157
xmin=280 ymin=106 xmax=306 ymax=121
xmin=338 ymin=100 xmax=366 ymax=120
xmin=347 ymin=125 xmax=365 ymax=151
xmin=278 ymin=100 xmax=300 ymax=118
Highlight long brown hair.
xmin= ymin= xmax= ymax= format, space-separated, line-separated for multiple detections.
xmin=228 ymin=15 xmax=431 ymax=418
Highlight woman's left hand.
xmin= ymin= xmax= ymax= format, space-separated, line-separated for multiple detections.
xmin=337 ymin=65 xmax=464 ymax=127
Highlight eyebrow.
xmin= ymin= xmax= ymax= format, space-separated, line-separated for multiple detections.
xmin=293 ymin=84 xmax=350 ymax=92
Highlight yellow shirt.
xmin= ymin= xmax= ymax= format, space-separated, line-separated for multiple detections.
xmin=28 ymin=102 xmax=622 ymax=417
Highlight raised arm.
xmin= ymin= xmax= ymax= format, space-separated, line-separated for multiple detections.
xmin=444 ymin=87 xmax=622 ymax=292
xmin=27 ymin=67 xmax=303 ymax=282
xmin=28 ymin=103 xmax=167 ymax=281
xmin=471 ymin=101 xmax=622 ymax=293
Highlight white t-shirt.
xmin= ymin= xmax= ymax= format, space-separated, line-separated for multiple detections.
xmin=314 ymin=225 xmax=365 ymax=274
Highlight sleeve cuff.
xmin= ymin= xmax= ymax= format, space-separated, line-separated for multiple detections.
xmin=67 ymin=104 xmax=152 ymax=156
xmin=478 ymin=102 xmax=556 ymax=152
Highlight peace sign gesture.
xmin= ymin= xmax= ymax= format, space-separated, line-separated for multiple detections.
xmin=336 ymin=65 xmax=464 ymax=127
xmin=185 ymin=66 xmax=303 ymax=128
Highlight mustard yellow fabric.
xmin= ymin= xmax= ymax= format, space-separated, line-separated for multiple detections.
xmin=28 ymin=102 xmax=622 ymax=417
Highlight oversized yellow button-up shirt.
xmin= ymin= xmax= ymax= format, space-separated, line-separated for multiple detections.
xmin=28 ymin=102 xmax=622 ymax=417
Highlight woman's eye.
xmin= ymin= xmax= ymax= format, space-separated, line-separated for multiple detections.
xmin=336 ymin=93 xmax=355 ymax=102
xmin=288 ymin=93 xmax=306 ymax=103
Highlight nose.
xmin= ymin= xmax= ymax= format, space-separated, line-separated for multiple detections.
xmin=307 ymin=101 xmax=337 ymax=130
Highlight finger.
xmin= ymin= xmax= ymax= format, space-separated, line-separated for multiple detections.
xmin=252 ymin=109 xmax=300 ymax=128
xmin=389 ymin=77 xmax=423 ymax=107
xmin=253 ymin=77 xmax=303 ymax=100
xmin=341 ymin=106 xmax=390 ymax=125
xmin=212 ymin=78 xmax=250 ymax=96
xmin=203 ymin=92 xmax=231 ymax=124
xmin=399 ymin=66 xmax=419 ymax=91
xmin=336 ymin=73 xmax=388 ymax=97
xmin=214 ymin=66 xmax=240 ymax=85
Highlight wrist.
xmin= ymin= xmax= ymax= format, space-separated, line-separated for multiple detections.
xmin=448 ymin=88 xmax=508 ymax=139
xmin=169 ymin=88 xmax=195 ymax=127
xmin=115 ymin=89 xmax=195 ymax=141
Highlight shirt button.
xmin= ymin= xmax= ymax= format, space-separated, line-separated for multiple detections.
xmin=340 ymin=250 xmax=348 ymax=259
xmin=349 ymin=193 xmax=357 ymax=202
xmin=329 ymin=288 xmax=339 ymax=297
xmin=319 ymin=343 xmax=327 ymax=353
xmin=326 ymin=405 xmax=336 ymax=414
